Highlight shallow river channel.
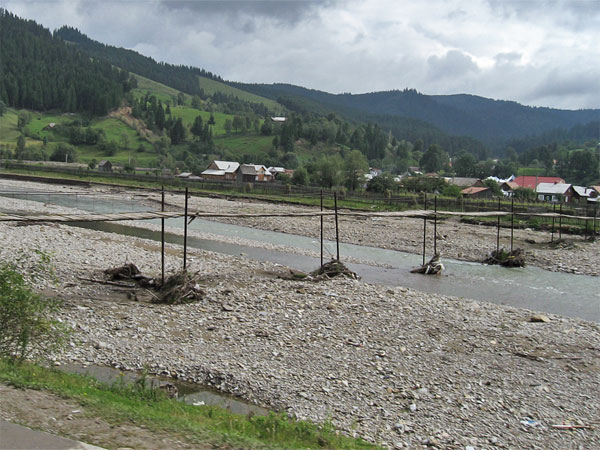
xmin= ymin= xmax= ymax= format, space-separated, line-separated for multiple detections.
xmin=2 ymin=189 xmax=599 ymax=322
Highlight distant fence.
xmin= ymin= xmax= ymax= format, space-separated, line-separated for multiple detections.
xmin=1 ymin=161 xmax=598 ymax=221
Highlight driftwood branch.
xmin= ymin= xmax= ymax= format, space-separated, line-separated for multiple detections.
xmin=77 ymin=277 xmax=136 ymax=288
xmin=411 ymin=254 xmax=444 ymax=275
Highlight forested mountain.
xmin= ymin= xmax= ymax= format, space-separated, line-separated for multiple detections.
xmin=0 ymin=9 xmax=133 ymax=115
xmin=54 ymin=26 xmax=221 ymax=99
xmin=49 ymin=25 xmax=490 ymax=158
xmin=243 ymin=85 xmax=489 ymax=158
xmin=231 ymin=83 xmax=599 ymax=149
xmin=3 ymin=8 xmax=597 ymax=170
xmin=506 ymin=120 xmax=600 ymax=153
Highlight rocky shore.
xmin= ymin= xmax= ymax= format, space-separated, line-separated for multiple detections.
xmin=0 ymin=180 xmax=599 ymax=449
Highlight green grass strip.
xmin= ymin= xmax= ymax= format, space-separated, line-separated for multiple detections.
xmin=0 ymin=360 xmax=378 ymax=449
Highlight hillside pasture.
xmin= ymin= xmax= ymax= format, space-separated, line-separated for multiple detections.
xmin=132 ymin=74 xmax=184 ymax=104
xmin=25 ymin=112 xmax=78 ymax=141
xmin=91 ymin=117 xmax=149 ymax=148
xmin=215 ymin=134 xmax=273 ymax=158
xmin=0 ymin=109 xmax=20 ymax=145
xmin=169 ymin=106 xmax=234 ymax=136
xmin=197 ymin=76 xmax=283 ymax=112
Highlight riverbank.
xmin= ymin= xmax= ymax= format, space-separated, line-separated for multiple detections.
xmin=0 ymin=362 xmax=370 ymax=449
xmin=1 ymin=179 xmax=598 ymax=276
xmin=0 ymin=186 xmax=598 ymax=449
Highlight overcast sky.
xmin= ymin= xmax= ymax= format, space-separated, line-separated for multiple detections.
xmin=5 ymin=0 xmax=600 ymax=109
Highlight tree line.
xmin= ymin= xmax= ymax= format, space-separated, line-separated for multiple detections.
xmin=53 ymin=26 xmax=221 ymax=98
xmin=0 ymin=10 xmax=134 ymax=115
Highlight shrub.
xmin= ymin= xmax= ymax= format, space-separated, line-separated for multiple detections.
xmin=50 ymin=143 xmax=77 ymax=163
xmin=366 ymin=173 xmax=396 ymax=193
xmin=0 ymin=263 xmax=68 ymax=362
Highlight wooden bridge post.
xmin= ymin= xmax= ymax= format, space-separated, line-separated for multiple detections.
xmin=510 ymin=198 xmax=514 ymax=252
xmin=496 ymin=198 xmax=500 ymax=253
xmin=559 ymin=203 xmax=563 ymax=240
xmin=422 ymin=193 xmax=427 ymax=265
xmin=183 ymin=187 xmax=188 ymax=271
xmin=161 ymin=186 xmax=165 ymax=285
xmin=334 ymin=191 xmax=340 ymax=261
xmin=551 ymin=203 xmax=555 ymax=242
xmin=320 ymin=190 xmax=324 ymax=266
xmin=585 ymin=204 xmax=589 ymax=239
xmin=433 ymin=196 xmax=437 ymax=255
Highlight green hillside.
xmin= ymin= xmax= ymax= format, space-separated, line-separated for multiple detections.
xmin=130 ymin=75 xmax=270 ymax=137
xmin=0 ymin=109 xmax=20 ymax=145
xmin=132 ymin=74 xmax=183 ymax=104
xmin=197 ymin=77 xmax=282 ymax=112
xmin=169 ymin=107 xmax=232 ymax=136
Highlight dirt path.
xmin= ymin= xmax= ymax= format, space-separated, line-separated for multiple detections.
xmin=0 ymin=384 xmax=211 ymax=449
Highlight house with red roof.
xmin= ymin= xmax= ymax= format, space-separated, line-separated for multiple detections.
xmin=512 ymin=175 xmax=565 ymax=190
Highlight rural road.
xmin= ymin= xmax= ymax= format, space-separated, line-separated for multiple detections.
xmin=0 ymin=420 xmax=104 ymax=450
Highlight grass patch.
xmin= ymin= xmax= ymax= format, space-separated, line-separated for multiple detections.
xmin=75 ymin=144 xmax=157 ymax=167
xmin=0 ymin=360 xmax=377 ymax=449
xmin=215 ymin=134 xmax=274 ymax=156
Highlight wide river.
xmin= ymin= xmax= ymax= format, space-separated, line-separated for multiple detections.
xmin=2 ymin=189 xmax=598 ymax=322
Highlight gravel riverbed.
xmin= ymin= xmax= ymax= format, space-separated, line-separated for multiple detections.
xmin=2 ymin=179 xmax=599 ymax=276
xmin=174 ymin=195 xmax=600 ymax=277
xmin=1 ymin=180 xmax=599 ymax=449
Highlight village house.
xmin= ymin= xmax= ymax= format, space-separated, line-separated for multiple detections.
xmin=251 ymin=165 xmax=273 ymax=182
xmin=201 ymin=160 xmax=240 ymax=181
xmin=500 ymin=181 xmax=520 ymax=197
xmin=512 ymin=175 xmax=565 ymax=190
xmin=267 ymin=166 xmax=286 ymax=178
xmin=369 ymin=168 xmax=382 ymax=178
xmin=236 ymin=164 xmax=273 ymax=183
xmin=536 ymin=182 xmax=575 ymax=203
xmin=236 ymin=164 xmax=258 ymax=183
xmin=270 ymin=117 xmax=286 ymax=123
xmin=460 ymin=186 xmax=493 ymax=199
xmin=572 ymin=186 xmax=599 ymax=204
xmin=97 ymin=160 xmax=112 ymax=172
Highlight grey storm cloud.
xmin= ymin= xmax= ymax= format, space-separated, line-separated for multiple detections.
xmin=529 ymin=71 xmax=600 ymax=102
xmin=160 ymin=0 xmax=333 ymax=25
xmin=3 ymin=0 xmax=599 ymax=109
xmin=486 ymin=0 xmax=600 ymax=30
xmin=427 ymin=50 xmax=480 ymax=80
